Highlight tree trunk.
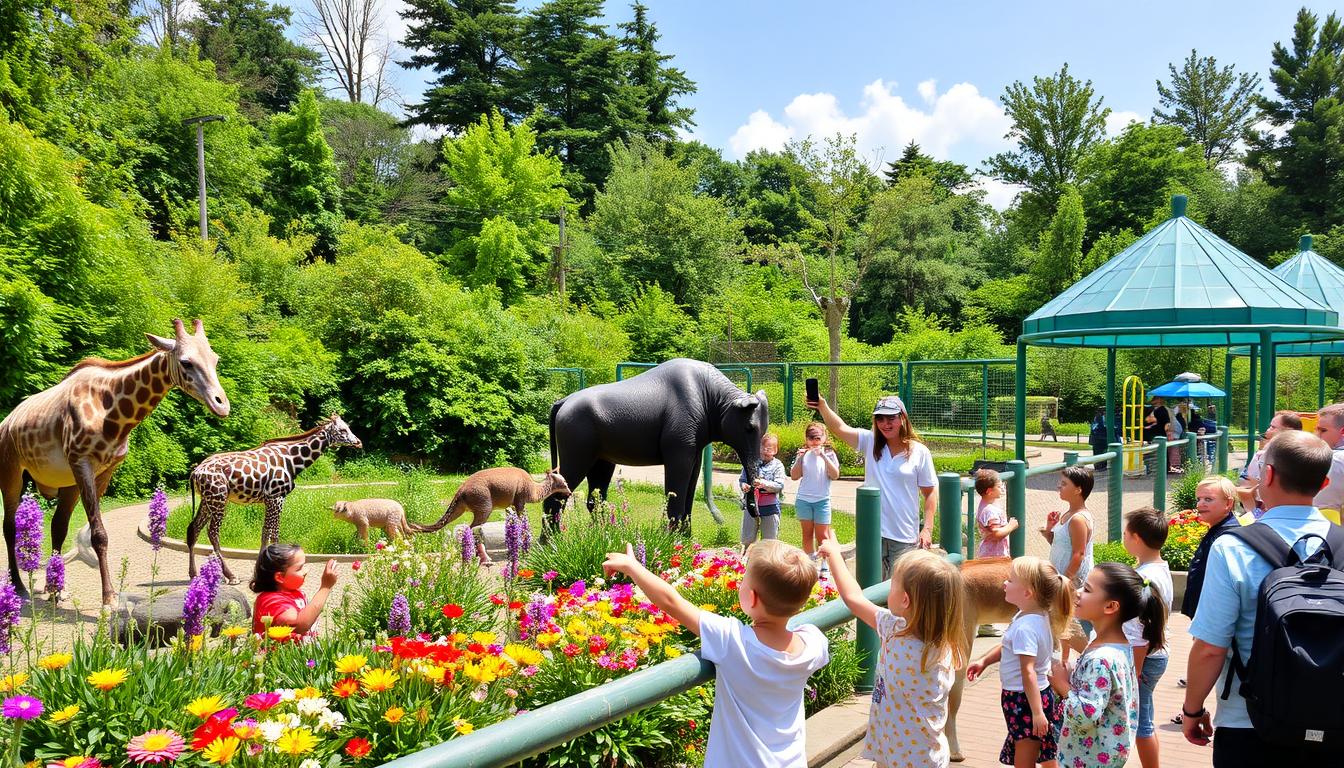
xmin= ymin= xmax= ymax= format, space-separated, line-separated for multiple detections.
xmin=824 ymin=296 xmax=848 ymax=404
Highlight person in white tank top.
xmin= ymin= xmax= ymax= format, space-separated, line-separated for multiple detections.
xmin=1039 ymin=465 xmax=1096 ymax=661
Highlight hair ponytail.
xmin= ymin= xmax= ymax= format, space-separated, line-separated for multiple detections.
xmin=1050 ymin=572 xmax=1076 ymax=641
xmin=1138 ymin=583 xmax=1167 ymax=652
xmin=1094 ymin=562 xmax=1166 ymax=650
xmin=1009 ymin=556 xmax=1075 ymax=642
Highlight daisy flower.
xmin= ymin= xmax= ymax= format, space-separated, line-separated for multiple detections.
xmin=201 ymin=737 xmax=239 ymax=765
xmin=86 ymin=668 xmax=128 ymax=691
xmin=126 ymin=730 xmax=184 ymax=764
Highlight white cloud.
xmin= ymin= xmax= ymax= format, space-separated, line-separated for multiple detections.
xmin=917 ymin=79 xmax=937 ymax=105
xmin=728 ymin=109 xmax=794 ymax=156
xmin=975 ymin=177 xmax=1023 ymax=211
xmin=1104 ymin=110 xmax=1143 ymax=137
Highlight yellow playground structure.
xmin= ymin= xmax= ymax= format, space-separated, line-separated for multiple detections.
xmin=1122 ymin=376 xmax=1145 ymax=474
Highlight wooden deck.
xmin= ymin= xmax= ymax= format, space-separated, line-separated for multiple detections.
xmin=836 ymin=613 xmax=1212 ymax=768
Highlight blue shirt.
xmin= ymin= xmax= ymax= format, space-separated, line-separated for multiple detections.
xmin=1188 ymin=505 xmax=1332 ymax=729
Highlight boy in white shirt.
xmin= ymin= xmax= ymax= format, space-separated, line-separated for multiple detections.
xmin=604 ymin=539 xmax=830 ymax=768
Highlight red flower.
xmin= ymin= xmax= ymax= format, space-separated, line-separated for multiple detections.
xmin=508 ymin=601 xmax=523 ymax=611
xmin=345 ymin=738 xmax=372 ymax=759
xmin=517 ymin=568 xmax=535 ymax=578
xmin=351 ymin=560 xmax=362 ymax=571
xmin=332 ymin=678 xmax=360 ymax=699
xmin=191 ymin=712 xmax=236 ymax=750
xmin=468 ymin=643 xmax=486 ymax=654
xmin=441 ymin=604 xmax=464 ymax=619
xmin=489 ymin=594 xmax=506 ymax=606
xmin=670 ymin=556 xmax=682 ymax=568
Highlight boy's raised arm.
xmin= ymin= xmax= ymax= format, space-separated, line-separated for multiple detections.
xmin=604 ymin=544 xmax=702 ymax=636
xmin=817 ymin=531 xmax=879 ymax=630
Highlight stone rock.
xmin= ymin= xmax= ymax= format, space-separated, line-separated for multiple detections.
xmin=477 ymin=521 xmax=507 ymax=559
xmin=113 ymin=584 xmax=252 ymax=647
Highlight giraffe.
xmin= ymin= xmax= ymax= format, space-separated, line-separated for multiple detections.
xmin=0 ymin=319 xmax=230 ymax=605
xmin=186 ymin=414 xmax=361 ymax=583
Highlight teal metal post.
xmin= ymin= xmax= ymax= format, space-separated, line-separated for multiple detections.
xmin=1184 ymin=430 xmax=1198 ymax=469
xmin=965 ymin=491 xmax=977 ymax=559
xmin=1321 ymin=357 xmax=1328 ymax=409
xmin=1153 ymin=437 xmax=1168 ymax=512
xmin=938 ymin=473 xmax=963 ymax=562
xmin=1106 ymin=348 xmax=1117 ymax=444
xmin=1064 ymin=450 xmax=1079 ymax=467
xmin=1224 ymin=352 xmax=1233 ymax=439
xmin=982 ymin=363 xmax=990 ymax=455
xmin=1217 ymin=427 xmax=1229 ymax=474
xmin=855 ymin=486 xmax=882 ymax=692
xmin=1260 ymin=332 xmax=1276 ymax=436
xmin=1247 ymin=346 xmax=1258 ymax=454
xmin=784 ymin=364 xmax=794 ymax=423
xmin=1006 ymin=460 xmax=1027 ymax=558
xmin=1107 ymin=442 xmax=1124 ymax=542
xmin=1015 ymin=341 xmax=1027 ymax=461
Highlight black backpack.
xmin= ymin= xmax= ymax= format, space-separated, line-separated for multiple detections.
xmin=1220 ymin=523 xmax=1344 ymax=748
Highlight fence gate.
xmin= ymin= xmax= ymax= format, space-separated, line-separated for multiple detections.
xmin=903 ymin=359 xmax=1016 ymax=458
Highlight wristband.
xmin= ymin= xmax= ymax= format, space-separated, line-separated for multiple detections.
xmin=1181 ymin=705 xmax=1207 ymax=719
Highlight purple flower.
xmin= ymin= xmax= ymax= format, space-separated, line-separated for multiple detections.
xmin=567 ymin=580 xmax=586 ymax=598
xmin=0 ymin=584 xmax=24 ymax=654
xmin=388 ymin=593 xmax=411 ymax=636
xmin=14 ymin=494 xmax=42 ymax=573
xmin=44 ymin=553 xmax=64 ymax=594
xmin=504 ymin=511 xmax=522 ymax=579
xmin=518 ymin=514 xmax=531 ymax=555
xmin=148 ymin=487 xmax=169 ymax=551
xmin=181 ymin=557 xmax=222 ymax=638
xmin=635 ymin=540 xmax=646 ymax=567
xmin=543 ymin=570 xmax=558 ymax=583
xmin=2 ymin=695 xmax=42 ymax=720
xmin=456 ymin=525 xmax=476 ymax=564
xmin=306 ymin=659 xmax=316 ymax=668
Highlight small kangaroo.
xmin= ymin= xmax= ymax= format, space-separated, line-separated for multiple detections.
xmin=332 ymin=499 xmax=414 ymax=542
xmin=408 ymin=467 xmax=571 ymax=562
xmin=948 ymin=556 xmax=1018 ymax=763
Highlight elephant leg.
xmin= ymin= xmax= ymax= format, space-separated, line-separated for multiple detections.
xmin=586 ymin=461 xmax=616 ymax=518
xmin=1 ymin=462 xmax=24 ymax=598
xmin=662 ymin=450 xmax=696 ymax=534
xmin=545 ymin=454 xmax=591 ymax=536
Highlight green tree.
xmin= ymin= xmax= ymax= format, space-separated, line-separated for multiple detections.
xmin=738 ymin=148 xmax=815 ymax=245
xmin=1154 ymin=49 xmax=1262 ymax=168
xmin=267 ymin=89 xmax=343 ymax=256
xmin=617 ymin=283 xmax=697 ymax=362
xmin=616 ymin=2 xmax=694 ymax=142
xmin=401 ymin=0 xmax=523 ymax=131
xmin=1081 ymin=228 xmax=1139 ymax=275
xmin=882 ymin=140 xmax=973 ymax=193
xmin=320 ymin=101 xmax=445 ymax=228
xmin=987 ymin=64 xmax=1110 ymax=234
xmin=439 ymin=110 xmax=570 ymax=304
xmin=1032 ymin=184 xmax=1085 ymax=295
xmin=1248 ymin=8 xmax=1344 ymax=231
xmin=1078 ymin=122 xmax=1211 ymax=239
xmin=186 ymin=0 xmax=322 ymax=116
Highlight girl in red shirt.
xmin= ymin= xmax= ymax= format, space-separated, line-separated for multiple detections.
xmin=250 ymin=544 xmax=338 ymax=638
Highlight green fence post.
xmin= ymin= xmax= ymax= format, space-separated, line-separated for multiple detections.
xmin=1217 ymin=427 xmax=1229 ymax=474
xmin=855 ymin=486 xmax=882 ymax=693
xmin=577 ymin=370 xmax=586 ymax=390
xmin=965 ymin=490 xmax=977 ymax=559
xmin=1064 ymin=450 xmax=1078 ymax=467
xmin=1006 ymin=460 xmax=1027 ymax=558
xmin=1108 ymin=442 xmax=1124 ymax=542
xmin=784 ymin=364 xmax=794 ymax=424
xmin=1224 ymin=352 xmax=1233 ymax=443
xmin=981 ymin=363 xmax=990 ymax=456
xmin=1184 ymin=430 xmax=1198 ymax=469
xmin=1153 ymin=437 xmax=1168 ymax=512
xmin=1015 ymin=341 xmax=1027 ymax=462
xmin=938 ymin=473 xmax=963 ymax=562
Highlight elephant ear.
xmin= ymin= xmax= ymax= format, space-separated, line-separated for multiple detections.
xmin=732 ymin=395 xmax=759 ymax=412
xmin=754 ymin=389 xmax=768 ymax=405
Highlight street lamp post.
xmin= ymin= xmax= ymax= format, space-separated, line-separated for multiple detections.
xmin=181 ymin=115 xmax=226 ymax=240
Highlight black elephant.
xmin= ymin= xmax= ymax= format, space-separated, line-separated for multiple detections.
xmin=545 ymin=359 xmax=768 ymax=532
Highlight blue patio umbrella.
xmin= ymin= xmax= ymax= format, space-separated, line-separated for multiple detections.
xmin=1147 ymin=380 xmax=1227 ymax=398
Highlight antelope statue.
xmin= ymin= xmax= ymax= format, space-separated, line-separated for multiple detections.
xmin=0 ymin=320 xmax=230 ymax=605
xmin=949 ymin=556 xmax=1017 ymax=763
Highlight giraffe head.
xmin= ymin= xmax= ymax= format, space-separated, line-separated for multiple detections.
xmin=323 ymin=413 xmax=362 ymax=450
xmin=146 ymin=319 xmax=230 ymax=418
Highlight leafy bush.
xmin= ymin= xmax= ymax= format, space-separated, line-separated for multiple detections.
xmin=1093 ymin=540 xmax=1136 ymax=566
xmin=518 ymin=497 xmax=683 ymax=590
xmin=807 ymin=629 xmax=864 ymax=716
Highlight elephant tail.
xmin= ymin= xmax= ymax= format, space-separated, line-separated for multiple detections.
xmin=408 ymin=487 xmax=468 ymax=534
xmin=548 ymin=397 xmax=565 ymax=471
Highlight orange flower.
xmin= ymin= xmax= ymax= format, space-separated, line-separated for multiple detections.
xmin=332 ymin=679 xmax=360 ymax=699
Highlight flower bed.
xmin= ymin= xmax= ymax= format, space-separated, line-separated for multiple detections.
xmin=1092 ymin=508 xmax=1209 ymax=572
xmin=2 ymin=505 xmax=857 ymax=768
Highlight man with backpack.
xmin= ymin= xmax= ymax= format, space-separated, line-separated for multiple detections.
xmin=1182 ymin=429 xmax=1342 ymax=765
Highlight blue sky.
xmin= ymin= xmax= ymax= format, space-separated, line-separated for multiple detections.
xmin=365 ymin=0 xmax=1310 ymax=204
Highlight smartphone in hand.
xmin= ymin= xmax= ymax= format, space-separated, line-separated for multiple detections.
xmin=805 ymin=377 xmax=819 ymax=404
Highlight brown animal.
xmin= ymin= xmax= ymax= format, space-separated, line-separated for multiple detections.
xmin=949 ymin=556 xmax=1018 ymax=763
xmin=0 ymin=320 xmax=229 ymax=605
xmin=332 ymin=499 xmax=414 ymax=541
xmin=409 ymin=467 xmax=571 ymax=561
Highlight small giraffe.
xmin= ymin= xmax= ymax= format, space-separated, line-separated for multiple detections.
xmin=186 ymin=414 xmax=361 ymax=583
xmin=0 ymin=320 xmax=230 ymax=605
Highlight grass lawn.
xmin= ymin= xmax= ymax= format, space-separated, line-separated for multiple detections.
xmin=164 ymin=471 xmax=857 ymax=554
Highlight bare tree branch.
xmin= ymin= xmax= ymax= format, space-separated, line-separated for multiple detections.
xmin=303 ymin=0 xmax=386 ymax=103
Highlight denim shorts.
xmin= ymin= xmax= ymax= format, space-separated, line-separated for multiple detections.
xmin=1137 ymin=653 xmax=1169 ymax=738
xmin=794 ymin=498 xmax=832 ymax=524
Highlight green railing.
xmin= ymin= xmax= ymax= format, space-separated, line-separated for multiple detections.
xmin=542 ymin=367 xmax=586 ymax=394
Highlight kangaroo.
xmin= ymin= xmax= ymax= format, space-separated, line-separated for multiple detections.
xmin=332 ymin=499 xmax=415 ymax=542
xmin=948 ymin=556 xmax=1018 ymax=763
xmin=409 ymin=467 xmax=571 ymax=561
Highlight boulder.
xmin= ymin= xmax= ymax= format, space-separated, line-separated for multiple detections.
xmin=477 ymin=521 xmax=508 ymax=560
xmin=113 ymin=585 xmax=252 ymax=647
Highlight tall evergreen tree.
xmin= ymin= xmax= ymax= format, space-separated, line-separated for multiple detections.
xmin=1032 ymin=184 xmax=1085 ymax=295
xmin=1248 ymin=8 xmax=1344 ymax=230
xmin=267 ymin=90 xmax=343 ymax=257
xmin=187 ymin=0 xmax=322 ymax=116
xmin=401 ymin=0 xmax=523 ymax=132
xmin=1154 ymin=50 xmax=1261 ymax=168
xmin=617 ymin=2 xmax=694 ymax=142
xmin=882 ymin=140 xmax=973 ymax=193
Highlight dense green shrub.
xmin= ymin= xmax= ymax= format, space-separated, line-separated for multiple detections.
xmin=1093 ymin=540 xmax=1136 ymax=566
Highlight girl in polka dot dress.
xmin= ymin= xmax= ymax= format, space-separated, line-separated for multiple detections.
xmin=818 ymin=532 xmax=967 ymax=768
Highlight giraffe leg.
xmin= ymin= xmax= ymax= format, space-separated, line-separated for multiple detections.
xmin=187 ymin=489 xmax=222 ymax=579
xmin=0 ymin=461 xmax=24 ymax=599
xmin=261 ymin=496 xmax=285 ymax=549
xmin=70 ymin=456 xmax=115 ymax=605
xmin=50 ymin=486 xmax=80 ymax=555
xmin=206 ymin=507 xmax=239 ymax=585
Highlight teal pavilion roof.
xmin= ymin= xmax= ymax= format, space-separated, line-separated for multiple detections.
xmin=1244 ymin=235 xmax=1344 ymax=356
xmin=1021 ymin=196 xmax=1340 ymax=348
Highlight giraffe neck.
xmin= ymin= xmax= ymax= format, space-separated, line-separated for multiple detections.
xmin=282 ymin=430 xmax=329 ymax=476
xmin=95 ymin=352 xmax=176 ymax=434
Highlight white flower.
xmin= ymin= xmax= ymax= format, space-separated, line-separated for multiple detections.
xmin=594 ymin=577 xmax=606 ymax=587
xmin=258 ymin=720 xmax=285 ymax=743
xmin=287 ymin=713 xmax=303 ymax=728
xmin=277 ymin=688 xmax=297 ymax=702
xmin=470 ymin=685 xmax=488 ymax=703
xmin=296 ymin=697 xmax=329 ymax=717
xmin=300 ymin=759 xmax=320 ymax=768
xmin=318 ymin=710 xmax=346 ymax=732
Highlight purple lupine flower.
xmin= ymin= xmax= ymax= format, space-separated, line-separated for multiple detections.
xmin=44 ymin=553 xmax=64 ymax=594
xmin=635 ymin=540 xmax=646 ymax=567
xmin=0 ymin=584 xmax=25 ymax=655
xmin=456 ymin=525 xmax=476 ymax=564
xmin=148 ymin=487 xmax=169 ymax=551
xmin=388 ymin=593 xmax=411 ymax=636
xmin=181 ymin=557 xmax=223 ymax=638
xmin=504 ymin=512 xmax=522 ymax=579
xmin=518 ymin=513 xmax=531 ymax=555
xmin=525 ymin=596 xmax=550 ymax=637
xmin=14 ymin=494 xmax=42 ymax=573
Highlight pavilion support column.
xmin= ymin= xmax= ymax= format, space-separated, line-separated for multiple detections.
xmin=1015 ymin=340 xmax=1027 ymax=462
xmin=1106 ymin=348 xmax=1117 ymax=445
xmin=1248 ymin=345 xmax=1258 ymax=455
xmin=1224 ymin=352 xmax=1233 ymax=439
xmin=1260 ymin=331 xmax=1276 ymax=439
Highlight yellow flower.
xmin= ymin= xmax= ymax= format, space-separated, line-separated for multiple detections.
xmin=421 ymin=666 xmax=447 ymax=684
xmin=219 ymin=626 xmax=247 ymax=639
xmin=294 ymin=686 xmax=321 ymax=700
xmin=453 ymin=719 xmax=474 ymax=735
xmin=535 ymin=632 xmax=562 ymax=648
xmin=275 ymin=728 xmax=316 ymax=756
xmin=24 ymin=759 xmax=39 ymax=768
xmin=38 ymin=654 xmax=72 ymax=671
xmin=202 ymin=737 xmax=240 ymax=765
xmin=335 ymin=654 xmax=367 ymax=674
xmin=471 ymin=631 xmax=497 ymax=645
xmin=383 ymin=706 xmax=405 ymax=724
xmin=664 ymin=646 xmax=683 ymax=659
xmin=503 ymin=644 xmax=543 ymax=667
xmin=186 ymin=695 xmax=227 ymax=719
xmin=86 ymin=668 xmax=128 ymax=691
xmin=461 ymin=661 xmax=496 ymax=685
xmin=565 ymin=619 xmax=589 ymax=639
xmin=698 ymin=604 xmax=717 ymax=612
xmin=602 ymin=614 xmax=629 ymax=627
xmin=48 ymin=705 xmax=79 ymax=724
xmin=360 ymin=668 xmax=399 ymax=693
xmin=0 ymin=673 xmax=28 ymax=692
xmin=266 ymin=626 xmax=294 ymax=641
xmin=189 ymin=634 xmax=204 ymax=652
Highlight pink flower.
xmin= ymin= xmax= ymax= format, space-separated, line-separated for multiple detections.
xmin=1097 ymin=753 xmax=1110 ymax=764
xmin=3 ymin=695 xmax=43 ymax=720
xmin=243 ymin=692 xmax=281 ymax=711
xmin=1096 ymin=676 xmax=1108 ymax=688
xmin=126 ymin=729 xmax=184 ymax=764
xmin=352 ymin=561 xmax=362 ymax=571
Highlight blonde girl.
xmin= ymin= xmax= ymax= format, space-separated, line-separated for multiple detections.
xmin=967 ymin=556 xmax=1074 ymax=768
xmin=791 ymin=421 xmax=840 ymax=558
xmin=817 ymin=532 xmax=966 ymax=768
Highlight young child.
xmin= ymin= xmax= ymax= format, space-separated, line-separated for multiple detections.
xmin=1048 ymin=563 xmax=1161 ymax=768
xmin=603 ymin=539 xmax=829 ymax=768
xmin=967 ymin=557 xmax=1075 ymax=768
xmin=975 ymin=468 xmax=1017 ymax=558
xmin=791 ymin=422 xmax=840 ymax=560
xmin=740 ymin=433 xmax=787 ymax=548
xmin=1039 ymin=465 xmax=1095 ymax=659
xmin=817 ymin=531 xmax=965 ymax=768
xmin=250 ymin=543 xmax=338 ymax=638
xmin=1120 ymin=507 xmax=1172 ymax=768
